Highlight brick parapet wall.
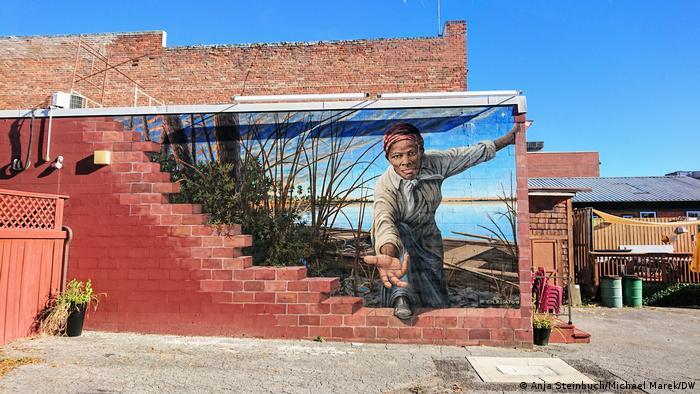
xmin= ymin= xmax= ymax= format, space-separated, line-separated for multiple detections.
xmin=0 ymin=114 xmax=532 ymax=347
xmin=527 ymin=152 xmax=600 ymax=178
xmin=0 ymin=21 xmax=467 ymax=109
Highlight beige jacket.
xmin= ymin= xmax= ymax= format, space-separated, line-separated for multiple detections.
xmin=372 ymin=141 xmax=497 ymax=256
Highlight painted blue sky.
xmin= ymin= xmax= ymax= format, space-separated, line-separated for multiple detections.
xmin=120 ymin=106 xmax=516 ymax=239
xmin=122 ymin=105 xmax=515 ymax=200
xmin=2 ymin=0 xmax=698 ymax=176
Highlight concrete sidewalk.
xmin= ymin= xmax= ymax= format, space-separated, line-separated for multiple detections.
xmin=1 ymin=307 xmax=698 ymax=393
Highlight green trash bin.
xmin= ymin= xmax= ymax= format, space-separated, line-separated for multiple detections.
xmin=623 ymin=275 xmax=643 ymax=307
xmin=600 ymin=275 xmax=623 ymax=308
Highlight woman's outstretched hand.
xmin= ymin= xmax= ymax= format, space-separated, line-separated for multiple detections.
xmin=363 ymin=253 xmax=410 ymax=289
xmin=494 ymin=123 xmax=519 ymax=151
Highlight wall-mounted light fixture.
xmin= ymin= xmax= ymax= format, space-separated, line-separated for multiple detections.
xmin=94 ymin=150 xmax=111 ymax=165
xmin=52 ymin=155 xmax=64 ymax=169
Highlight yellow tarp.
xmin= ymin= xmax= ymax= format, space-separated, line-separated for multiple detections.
xmin=593 ymin=209 xmax=700 ymax=227
xmin=592 ymin=209 xmax=700 ymax=272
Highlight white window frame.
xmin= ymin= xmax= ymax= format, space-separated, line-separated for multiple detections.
xmin=686 ymin=211 xmax=700 ymax=219
xmin=640 ymin=211 xmax=657 ymax=218
xmin=622 ymin=215 xmax=634 ymax=219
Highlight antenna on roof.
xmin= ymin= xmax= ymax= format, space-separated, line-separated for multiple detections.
xmin=437 ymin=0 xmax=442 ymax=36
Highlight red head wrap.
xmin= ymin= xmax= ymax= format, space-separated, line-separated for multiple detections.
xmin=383 ymin=122 xmax=424 ymax=157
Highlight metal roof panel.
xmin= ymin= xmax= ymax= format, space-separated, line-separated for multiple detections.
xmin=528 ymin=176 xmax=700 ymax=203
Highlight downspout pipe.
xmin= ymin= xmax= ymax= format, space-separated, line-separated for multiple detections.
xmin=23 ymin=109 xmax=35 ymax=170
xmin=61 ymin=225 xmax=73 ymax=291
xmin=44 ymin=106 xmax=54 ymax=162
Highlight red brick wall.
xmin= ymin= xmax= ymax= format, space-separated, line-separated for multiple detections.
xmin=514 ymin=116 xmax=533 ymax=345
xmin=529 ymin=195 xmax=574 ymax=278
xmin=529 ymin=196 xmax=570 ymax=236
xmin=527 ymin=152 xmax=600 ymax=178
xmin=0 ymin=114 xmax=533 ymax=347
xmin=0 ymin=22 xmax=467 ymax=109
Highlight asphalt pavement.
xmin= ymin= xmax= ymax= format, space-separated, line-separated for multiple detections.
xmin=1 ymin=307 xmax=698 ymax=393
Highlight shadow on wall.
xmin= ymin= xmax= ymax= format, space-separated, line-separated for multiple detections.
xmin=1 ymin=117 xmax=49 ymax=179
xmin=75 ymin=155 xmax=103 ymax=175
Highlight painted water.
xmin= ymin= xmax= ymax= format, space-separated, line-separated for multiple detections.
xmin=302 ymin=200 xmax=515 ymax=241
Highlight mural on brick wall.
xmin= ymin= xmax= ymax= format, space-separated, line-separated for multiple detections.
xmin=117 ymin=105 xmax=520 ymax=314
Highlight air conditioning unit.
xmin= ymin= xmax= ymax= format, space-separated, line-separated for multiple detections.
xmin=51 ymin=91 xmax=86 ymax=109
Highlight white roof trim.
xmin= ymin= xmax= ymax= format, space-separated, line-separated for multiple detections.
xmin=0 ymin=91 xmax=527 ymax=119
xmin=233 ymin=92 xmax=370 ymax=101
xmin=528 ymin=151 xmax=599 ymax=155
xmin=529 ymin=191 xmax=577 ymax=197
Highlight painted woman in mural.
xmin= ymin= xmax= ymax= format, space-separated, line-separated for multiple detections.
xmin=363 ymin=122 xmax=518 ymax=319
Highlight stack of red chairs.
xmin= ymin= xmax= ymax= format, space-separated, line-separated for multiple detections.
xmin=531 ymin=267 xmax=563 ymax=314
xmin=539 ymin=284 xmax=563 ymax=314
xmin=532 ymin=267 xmax=547 ymax=304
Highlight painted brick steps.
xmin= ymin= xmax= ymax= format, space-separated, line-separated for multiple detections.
xmin=111 ymin=141 xmax=162 ymax=153
xmin=202 ymin=272 xmax=342 ymax=305
xmin=550 ymin=320 xmax=591 ymax=344
xmin=75 ymin=119 xmax=374 ymax=342
xmin=106 ymin=136 xmax=208 ymax=227
xmin=322 ymin=297 xmax=364 ymax=315
xmin=100 ymin=122 xmax=364 ymax=319
xmin=572 ymin=329 xmax=591 ymax=343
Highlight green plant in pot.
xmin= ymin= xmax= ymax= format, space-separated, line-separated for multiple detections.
xmin=41 ymin=279 xmax=102 ymax=337
xmin=532 ymin=311 xmax=554 ymax=346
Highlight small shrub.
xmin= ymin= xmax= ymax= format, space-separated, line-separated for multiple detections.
xmin=61 ymin=279 xmax=98 ymax=305
xmin=39 ymin=279 xmax=102 ymax=336
xmin=155 ymin=152 xmax=312 ymax=267
xmin=643 ymin=283 xmax=700 ymax=307
xmin=532 ymin=312 xmax=554 ymax=329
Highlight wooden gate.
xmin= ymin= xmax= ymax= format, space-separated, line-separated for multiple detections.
xmin=572 ymin=207 xmax=593 ymax=286
xmin=0 ymin=189 xmax=68 ymax=345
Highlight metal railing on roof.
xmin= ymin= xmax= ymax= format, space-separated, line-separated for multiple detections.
xmin=70 ymin=37 xmax=165 ymax=107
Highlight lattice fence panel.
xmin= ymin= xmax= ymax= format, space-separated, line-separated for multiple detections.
xmin=0 ymin=194 xmax=57 ymax=229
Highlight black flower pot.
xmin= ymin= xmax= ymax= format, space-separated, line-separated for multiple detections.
xmin=66 ymin=303 xmax=87 ymax=337
xmin=533 ymin=326 xmax=551 ymax=346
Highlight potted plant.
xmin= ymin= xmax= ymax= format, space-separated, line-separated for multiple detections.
xmin=40 ymin=279 xmax=102 ymax=337
xmin=532 ymin=311 xmax=554 ymax=346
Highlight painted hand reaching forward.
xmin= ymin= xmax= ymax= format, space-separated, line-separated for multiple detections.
xmin=363 ymin=253 xmax=410 ymax=289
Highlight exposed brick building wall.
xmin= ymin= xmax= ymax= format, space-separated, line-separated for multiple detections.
xmin=0 ymin=115 xmax=533 ymax=347
xmin=0 ymin=21 xmax=467 ymax=109
xmin=527 ymin=152 xmax=600 ymax=178
xmin=528 ymin=195 xmax=574 ymax=280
